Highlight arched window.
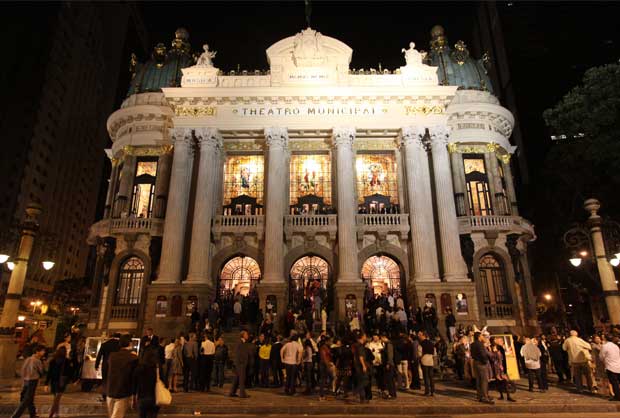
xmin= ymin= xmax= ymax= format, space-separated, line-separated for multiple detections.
xmin=116 ymin=257 xmax=145 ymax=305
xmin=289 ymin=255 xmax=330 ymax=311
xmin=479 ymin=254 xmax=510 ymax=304
xmin=463 ymin=154 xmax=492 ymax=216
xmin=131 ymin=159 xmax=158 ymax=218
xmin=361 ymin=255 xmax=401 ymax=296
xmin=220 ymin=256 xmax=261 ymax=297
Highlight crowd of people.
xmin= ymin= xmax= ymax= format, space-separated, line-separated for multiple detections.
xmin=9 ymin=296 xmax=620 ymax=418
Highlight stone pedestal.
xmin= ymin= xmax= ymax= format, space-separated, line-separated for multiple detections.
xmin=255 ymin=282 xmax=288 ymax=333
xmin=334 ymin=282 xmax=367 ymax=322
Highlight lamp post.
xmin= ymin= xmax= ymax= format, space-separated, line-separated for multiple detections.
xmin=0 ymin=203 xmax=42 ymax=378
xmin=563 ymin=198 xmax=620 ymax=325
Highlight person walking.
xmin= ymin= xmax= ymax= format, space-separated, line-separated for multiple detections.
xmin=106 ymin=334 xmax=139 ymax=418
xmin=213 ymin=337 xmax=228 ymax=388
xmin=599 ymin=334 xmax=620 ymax=401
xmin=521 ymin=337 xmax=545 ymax=392
xmin=200 ymin=334 xmax=215 ymax=391
xmin=563 ymin=330 xmax=593 ymax=393
xmin=471 ymin=332 xmax=494 ymax=404
xmin=418 ymin=331 xmax=435 ymax=396
xmin=133 ymin=348 xmax=160 ymax=418
xmin=45 ymin=346 xmax=71 ymax=418
xmin=281 ymin=331 xmax=303 ymax=396
xmin=11 ymin=345 xmax=46 ymax=418
xmin=95 ymin=333 xmax=121 ymax=401
xmin=259 ymin=337 xmax=272 ymax=387
xmin=229 ymin=330 xmax=254 ymax=398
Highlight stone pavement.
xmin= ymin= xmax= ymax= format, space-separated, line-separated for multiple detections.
xmin=1 ymin=378 xmax=619 ymax=417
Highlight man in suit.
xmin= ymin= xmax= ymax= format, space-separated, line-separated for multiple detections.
xmin=95 ymin=333 xmax=121 ymax=401
xmin=229 ymin=330 xmax=254 ymax=398
xmin=139 ymin=328 xmax=159 ymax=357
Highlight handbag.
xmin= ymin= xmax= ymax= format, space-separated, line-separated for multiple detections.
xmin=155 ymin=368 xmax=172 ymax=406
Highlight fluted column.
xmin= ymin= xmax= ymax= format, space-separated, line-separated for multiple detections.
xmin=450 ymin=150 xmax=470 ymax=216
xmin=158 ymin=128 xmax=194 ymax=284
xmin=430 ymin=126 xmax=469 ymax=282
xmin=262 ymin=127 xmax=289 ymax=283
xmin=113 ymin=153 xmax=137 ymax=217
xmin=153 ymin=147 xmax=173 ymax=218
xmin=500 ymin=155 xmax=519 ymax=216
xmin=333 ymin=126 xmax=359 ymax=282
xmin=186 ymin=128 xmax=222 ymax=284
xmin=103 ymin=156 xmax=120 ymax=219
xmin=401 ymin=126 xmax=439 ymax=282
xmin=487 ymin=153 xmax=507 ymax=215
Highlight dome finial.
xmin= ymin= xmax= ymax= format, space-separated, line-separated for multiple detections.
xmin=172 ymin=27 xmax=191 ymax=54
xmin=430 ymin=25 xmax=447 ymax=52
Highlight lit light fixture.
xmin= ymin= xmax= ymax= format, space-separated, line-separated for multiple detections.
xmin=42 ymin=260 xmax=55 ymax=270
xmin=579 ymin=250 xmax=588 ymax=257
xmin=569 ymin=257 xmax=582 ymax=267
xmin=544 ymin=293 xmax=552 ymax=301
xmin=568 ymin=304 xmax=573 ymax=307
xmin=0 ymin=254 xmax=9 ymax=263
xmin=616 ymin=251 xmax=620 ymax=260
xmin=6 ymin=261 xmax=15 ymax=271
xmin=610 ymin=258 xmax=620 ymax=267
xmin=17 ymin=315 xmax=26 ymax=322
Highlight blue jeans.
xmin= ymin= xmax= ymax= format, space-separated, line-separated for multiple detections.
xmin=12 ymin=380 xmax=38 ymax=418
xmin=214 ymin=362 xmax=225 ymax=387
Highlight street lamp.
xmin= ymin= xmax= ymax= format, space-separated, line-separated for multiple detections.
xmin=544 ymin=293 xmax=552 ymax=301
xmin=0 ymin=254 xmax=8 ymax=264
xmin=6 ymin=261 xmax=15 ymax=271
xmin=42 ymin=260 xmax=55 ymax=271
xmin=563 ymin=198 xmax=620 ymax=325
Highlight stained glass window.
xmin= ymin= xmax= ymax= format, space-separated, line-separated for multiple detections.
xmin=131 ymin=159 xmax=157 ymax=218
xmin=136 ymin=161 xmax=157 ymax=176
xmin=463 ymin=154 xmax=492 ymax=216
xmin=220 ymin=256 xmax=261 ymax=297
xmin=223 ymin=155 xmax=264 ymax=206
xmin=290 ymin=154 xmax=332 ymax=205
xmin=356 ymin=153 xmax=399 ymax=204
xmin=116 ymin=257 xmax=145 ymax=305
xmin=361 ymin=255 xmax=401 ymax=296
xmin=479 ymin=254 xmax=510 ymax=305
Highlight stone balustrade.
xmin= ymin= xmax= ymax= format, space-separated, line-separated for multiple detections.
xmin=284 ymin=214 xmax=338 ymax=242
xmin=110 ymin=305 xmax=139 ymax=320
xmin=458 ymin=215 xmax=535 ymax=238
xmin=355 ymin=213 xmax=410 ymax=242
xmin=483 ymin=303 xmax=514 ymax=319
xmin=212 ymin=215 xmax=265 ymax=242
xmin=87 ymin=217 xmax=164 ymax=244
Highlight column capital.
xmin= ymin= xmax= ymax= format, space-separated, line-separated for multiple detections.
xmin=195 ymin=127 xmax=223 ymax=151
xmin=429 ymin=125 xmax=451 ymax=149
xmin=332 ymin=126 xmax=356 ymax=148
xmin=401 ymin=126 xmax=427 ymax=150
xmin=265 ymin=126 xmax=289 ymax=149
xmin=170 ymin=127 xmax=193 ymax=146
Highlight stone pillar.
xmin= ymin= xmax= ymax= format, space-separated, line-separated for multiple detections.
xmin=450 ymin=150 xmax=470 ymax=217
xmin=430 ymin=126 xmax=469 ymax=282
xmin=401 ymin=126 xmax=440 ymax=282
xmin=103 ymin=157 xmax=120 ymax=219
xmin=186 ymin=128 xmax=222 ymax=285
xmin=153 ymin=147 xmax=173 ymax=219
xmin=262 ymin=127 xmax=289 ymax=283
xmin=157 ymin=128 xmax=194 ymax=284
xmin=500 ymin=155 xmax=519 ymax=216
xmin=114 ymin=152 xmax=137 ymax=217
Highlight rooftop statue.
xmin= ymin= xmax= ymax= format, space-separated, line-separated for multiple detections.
xmin=196 ymin=43 xmax=217 ymax=67
xmin=402 ymin=42 xmax=426 ymax=67
xmin=292 ymin=28 xmax=326 ymax=66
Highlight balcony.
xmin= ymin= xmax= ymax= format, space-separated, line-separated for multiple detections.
xmin=87 ymin=217 xmax=164 ymax=244
xmin=356 ymin=213 xmax=410 ymax=242
xmin=212 ymin=215 xmax=265 ymax=243
xmin=284 ymin=214 xmax=338 ymax=243
xmin=483 ymin=303 xmax=514 ymax=319
xmin=458 ymin=215 xmax=535 ymax=238
xmin=110 ymin=305 xmax=139 ymax=320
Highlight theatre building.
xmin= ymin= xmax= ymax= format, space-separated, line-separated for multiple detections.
xmin=87 ymin=26 xmax=537 ymax=337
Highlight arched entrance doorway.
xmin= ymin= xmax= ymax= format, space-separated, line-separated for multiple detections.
xmin=361 ymin=254 xmax=406 ymax=302
xmin=218 ymin=255 xmax=261 ymax=302
xmin=289 ymin=255 xmax=331 ymax=315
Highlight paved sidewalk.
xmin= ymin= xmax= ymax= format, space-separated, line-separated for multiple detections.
xmin=1 ymin=378 xmax=619 ymax=416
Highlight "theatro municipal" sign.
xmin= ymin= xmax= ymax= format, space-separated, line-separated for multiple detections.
xmin=231 ymin=106 xmax=388 ymax=117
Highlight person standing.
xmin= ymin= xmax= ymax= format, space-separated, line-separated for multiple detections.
xmin=133 ymin=348 xmax=160 ymax=418
xmin=281 ymin=332 xmax=303 ymax=396
xmin=11 ymin=345 xmax=46 ymax=418
xmin=548 ymin=334 xmax=570 ymax=383
xmin=521 ymin=337 xmax=545 ymax=392
xmin=302 ymin=337 xmax=314 ymax=394
xmin=46 ymin=346 xmax=71 ymax=418
xmin=471 ymin=332 xmax=494 ymax=404
xmin=490 ymin=339 xmax=516 ymax=402
xmin=352 ymin=332 xmax=369 ymax=403
xmin=418 ymin=331 xmax=435 ymax=396
xmin=169 ymin=338 xmax=184 ymax=392
xmin=182 ymin=333 xmax=199 ymax=392
xmin=563 ymin=330 xmax=593 ymax=393
xmin=213 ymin=337 xmax=229 ymax=388
xmin=200 ymin=334 xmax=215 ymax=391
xmin=599 ymin=334 xmax=620 ymax=401
xmin=445 ymin=308 xmax=456 ymax=343
xmin=318 ymin=336 xmax=334 ymax=400
xmin=106 ymin=334 xmax=139 ymax=418
xmin=229 ymin=330 xmax=254 ymax=398
xmin=233 ymin=300 xmax=242 ymax=326
xmin=269 ymin=334 xmax=283 ymax=387
xmin=259 ymin=337 xmax=272 ymax=387
xmin=96 ymin=333 xmax=121 ymax=401
xmin=381 ymin=334 xmax=397 ymax=399
xmin=140 ymin=328 xmax=159 ymax=358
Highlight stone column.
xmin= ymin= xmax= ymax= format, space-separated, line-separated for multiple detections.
xmin=114 ymin=152 xmax=137 ymax=217
xmin=430 ymin=126 xmax=469 ymax=282
xmin=450 ymin=150 xmax=470 ymax=216
xmin=103 ymin=156 xmax=120 ymax=219
xmin=262 ymin=127 xmax=289 ymax=283
xmin=157 ymin=128 xmax=194 ymax=284
xmin=186 ymin=128 xmax=222 ymax=284
xmin=401 ymin=126 xmax=440 ymax=282
xmin=500 ymin=155 xmax=519 ymax=216
xmin=484 ymin=151 xmax=504 ymax=215
xmin=153 ymin=147 xmax=173 ymax=219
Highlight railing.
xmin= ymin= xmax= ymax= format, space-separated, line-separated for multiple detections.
xmin=458 ymin=215 xmax=535 ymax=238
xmin=355 ymin=213 xmax=410 ymax=241
xmin=284 ymin=214 xmax=338 ymax=242
xmin=110 ymin=217 xmax=153 ymax=230
xmin=469 ymin=215 xmax=513 ymax=229
xmin=484 ymin=303 xmax=514 ymax=319
xmin=88 ymin=217 xmax=164 ymax=244
xmin=212 ymin=215 xmax=265 ymax=242
xmin=110 ymin=305 xmax=139 ymax=320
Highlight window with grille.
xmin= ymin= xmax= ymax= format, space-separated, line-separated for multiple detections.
xmin=478 ymin=254 xmax=510 ymax=304
xmin=115 ymin=256 xmax=145 ymax=305
xmin=463 ymin=154 xmax=493 ymax=216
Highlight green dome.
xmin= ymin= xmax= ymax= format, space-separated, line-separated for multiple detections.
xmin=426 ymin=25 xmax=493 ymax=93
xmin=127 ymin=28 xmax=196 ymax=96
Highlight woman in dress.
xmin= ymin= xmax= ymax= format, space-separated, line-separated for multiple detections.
xmin=46 ymin=346 xmax=71 ymax=418
xmin=134 ymin=348 xmax=160 ymax=418
xmin=491 ymin=338 xmax=516 ymax=402
xmin=168 ymin=338 xmax=184 ymax=392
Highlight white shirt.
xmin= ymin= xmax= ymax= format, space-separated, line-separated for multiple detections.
xmin=375 ymin=306 xmax=384 ymax=318
xmin=388 ymin=295 xmax=395 ymax=308
xmin=599 ymin=341 xmax=620 ymax=373
xmin=164 ymin=342 xmax=175 ymax=360
xmin=201 ymin=339 xmax=216 ymax=355
xmin=397 ymin=309 xmax=407 ymax=323
xmin=233 ymin=302 xmax=242 ymax=314
xmin=281 ymin=340 xmax=302 ymax=365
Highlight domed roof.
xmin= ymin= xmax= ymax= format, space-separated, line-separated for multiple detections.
xmin=127 ymin=28 xmax=196 ymax=96
xmin=425 ymin=25 xmax=493 ymax=93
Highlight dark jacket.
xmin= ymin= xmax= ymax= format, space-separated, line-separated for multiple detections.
xmin=214 ymin=344 xmax=229 ymax=363
xmin=234 ymin=340 xmax=255 ymax=369
xmin=95 ymin=338 xmax=120 ymax=371
xmin=106 ymin=349 xmax=138 ymax=398
xmin=470 ymin=341 xmax=490 ymax=365
xmin=133 ymin=363 xmax=157 ymax=400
